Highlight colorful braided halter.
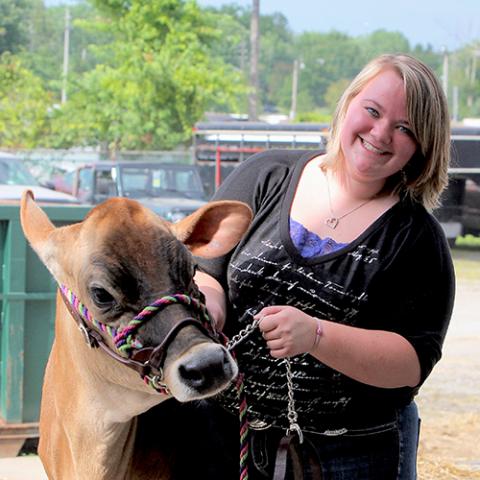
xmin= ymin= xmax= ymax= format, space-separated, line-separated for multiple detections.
xmin=61 ymin=285 xmax=211 ymax=344
xmin=60 ymin=284 xmax=251 ymax=480
xmin=60 ymin=285 xmax=215 ymax=390
xmin=112 ymin=292 xmax=212 ymax=354
xmin=60 ymin=284 xmax=119 ymax=338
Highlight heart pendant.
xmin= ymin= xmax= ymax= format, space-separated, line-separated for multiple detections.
xmin=325 ymin=217 xmax=339 ymax=229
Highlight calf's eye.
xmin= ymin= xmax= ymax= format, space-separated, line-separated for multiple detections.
xmin=90 ymin=286 xmax=115 ymax=308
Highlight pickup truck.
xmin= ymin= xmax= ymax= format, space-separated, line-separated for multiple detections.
xmin=52 ymin=161 xmax=208 ymax=222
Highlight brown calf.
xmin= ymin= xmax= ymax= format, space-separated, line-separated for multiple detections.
xmin=20 ymin=191 xmax=252 ymax=479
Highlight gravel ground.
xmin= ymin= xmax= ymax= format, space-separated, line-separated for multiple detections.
xmin=416 ymin=248 xmax=480 ymax=479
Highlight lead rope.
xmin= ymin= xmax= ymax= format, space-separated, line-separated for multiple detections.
xmin=284 ymin=358 xmax=303 ymax=444
xmin=225 ymin=318 xmax=303 ymax=480
xmin=226 ymin=317 xmax=260 ymax=480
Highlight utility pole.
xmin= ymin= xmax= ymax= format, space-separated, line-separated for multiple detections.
xmin=248 ymin=0 xmax=260 ymax=121
xmin=452 ymin=86 xmax=459 ymax=123
xmin=61 ymin=7 xmax=71 ymax=104
xmin=289 ymin=59 xmax=300 ymax=121
xmin=441 ymin=46 xmax=449 ymax=100
xmin=468 ymin=49 xmax=480 ymax=110
xmin=470 ymin=49 xmax=480 ymax=88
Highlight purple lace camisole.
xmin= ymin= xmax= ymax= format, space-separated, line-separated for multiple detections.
xmin=289 ymin=217 xmax=347 ymax=257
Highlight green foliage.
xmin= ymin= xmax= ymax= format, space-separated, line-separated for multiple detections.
xmin=202 ymin=6 xmax=296 ymax=113
xmin=0 ymin=53 xmax=53 ymax=148
xmin=48 ymin=0 xmax=245 ymax=150
xmin=0 ymin=1 xmax=479 ymax=151
xmin=203 ymin=6 xmax=248 ymax=71
xmin=456 ymin=234 xmax=480 ymax=247
xmin=357 ymin=30 xmax=411 ymax=62
xmin=324 ymin=78 xmax=351 ymax=113
xmin=295 ymin=110 xmax=332 ymax=124
xmin=19 ymin=1 xmax=115 ymax=102
xmin=257 ymin=13 xmax=295 ymax=109
xmin=447 ymin=42 xmax=480 ymax=118
xmin=0 ymin=0 xmax=32 ymax=55
xmin=292 ymin=31 xmax=363 ymax=111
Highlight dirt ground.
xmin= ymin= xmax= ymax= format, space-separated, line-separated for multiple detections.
xmin=416 ymin=248 xmax=480 ymax=479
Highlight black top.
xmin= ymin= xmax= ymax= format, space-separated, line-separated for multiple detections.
xmin=197 ymin=149 xmax=455 ymax=434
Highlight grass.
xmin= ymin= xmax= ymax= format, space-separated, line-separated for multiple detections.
xmin=451 ymin=247 xmax=480 ymax=281
xmin=455 ymin=234 xmax=480 ymax=248
xmin=451 ymin=235 xmax=480 ymax=281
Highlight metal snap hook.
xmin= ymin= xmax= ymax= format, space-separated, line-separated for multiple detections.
xmin=287 ymin=423 xmax=304 ymax=444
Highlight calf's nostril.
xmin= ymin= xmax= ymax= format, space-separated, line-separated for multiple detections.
xmin=178 ymin=348 xmax=230 ymax=390
xmin=178 ymin=364 xmax=206 ymax=388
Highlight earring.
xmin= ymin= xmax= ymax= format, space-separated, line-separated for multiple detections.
xmin=401 ymin=169 xmax=408 ymax=185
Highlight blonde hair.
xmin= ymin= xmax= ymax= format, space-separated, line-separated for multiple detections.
xmin=323 ymin=54 xmax=450 ymax=210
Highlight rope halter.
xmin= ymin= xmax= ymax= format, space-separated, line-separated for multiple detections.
xmin=59 ymin=285 xmax=217 ymax=394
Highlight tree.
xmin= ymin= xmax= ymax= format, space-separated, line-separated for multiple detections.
xmin=324 ymin=78 xmax=351 ymax=113
xmin=200 ymin=5 xmax=296 ymax=115
xmin=19 ymin=1 xmax=115 ymax=103
xmin=447 ymin=43 xmax=480 ymax=119
xmin=0 ymin=53 xmax=53 ymax=148
xmin=357 ymin=30 xmax=411 ymax=62
xmin=0 ymin=0 xmax=32 ymax=55
xmin=1 ymin=0 xmax=474 ymax=150
xmin=258 ymin=12 xmax=295 ymax=113
xmin=48 ymin=0 xmax=245 ymax=151
xmin=293 ymin=31 xmax=362 ymax=111
xmin=248 ymin=0 xmax=260 ymax=120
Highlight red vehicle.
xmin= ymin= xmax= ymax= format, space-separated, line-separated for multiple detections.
xmin=0 ymin=153 xmax=79 ymax=205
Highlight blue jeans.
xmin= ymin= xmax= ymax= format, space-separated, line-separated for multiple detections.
xmin=397 ymin=401 xmax=421 ymax=479
xmin=188 ymin=401 xmax=420 ymax=480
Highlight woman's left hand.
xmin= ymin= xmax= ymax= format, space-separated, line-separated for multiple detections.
xmin=255 ymin=305 xmax=317 ymax=358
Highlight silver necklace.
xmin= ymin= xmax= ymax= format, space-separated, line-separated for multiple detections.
xmin=324 ymin=173 xmax=375 ymax=229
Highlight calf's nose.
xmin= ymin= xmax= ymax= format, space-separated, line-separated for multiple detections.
xmin=178 ymin=346 xmax=233 ymax=391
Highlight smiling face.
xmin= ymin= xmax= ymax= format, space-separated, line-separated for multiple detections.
xmin=339 ymin=68 xmax=418 ymax=191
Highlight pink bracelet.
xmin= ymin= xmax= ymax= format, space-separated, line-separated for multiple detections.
xmin=312 ymin=317 xmax=323 ymax=348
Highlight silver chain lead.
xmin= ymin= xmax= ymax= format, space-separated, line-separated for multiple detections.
xmin=226 ymin=317 xmax=304 ymax=443
xmin=226 ymin=317 xmax=260 ymax=351
xmin=283 ymin=358 xmax=304 ymax=443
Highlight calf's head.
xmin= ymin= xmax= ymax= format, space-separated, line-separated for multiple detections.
xmin=20 ymin=192 xmax=252 ymax=402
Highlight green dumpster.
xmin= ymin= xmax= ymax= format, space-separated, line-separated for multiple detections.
xmin=0 ymin=203 xmax=90 ymax=456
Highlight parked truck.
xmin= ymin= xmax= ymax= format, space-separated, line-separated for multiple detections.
xmin=52 ymin=161 xmax=208 ymax=223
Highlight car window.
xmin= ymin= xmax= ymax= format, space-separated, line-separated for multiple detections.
xmin=171 ymin=169 xmax=203 ymax=193
xmin=77 ymin=168 xmax=94 ymax=202
xmin=120 ymin=165 xmax=204 ymax=200
xmin=0 ymin=158 xmax=39 ymax=185
xmin=94 ymin=169 xmax=117 ymax=202
xmin=122 ymin=169 xmax=151 ymax=197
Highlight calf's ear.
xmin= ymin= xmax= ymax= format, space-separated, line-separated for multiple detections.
xmin=171 ymin=200 xmax=253 ymax=258
xmin=20 ymin=190 xmax=81 ymax=283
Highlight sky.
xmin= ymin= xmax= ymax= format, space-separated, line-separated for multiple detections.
xmin=196 ymin=0 xmax=480 ymax=52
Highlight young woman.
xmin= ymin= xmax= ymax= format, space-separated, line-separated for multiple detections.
xmin=194 ymin=54 xmax=455 ymax=479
